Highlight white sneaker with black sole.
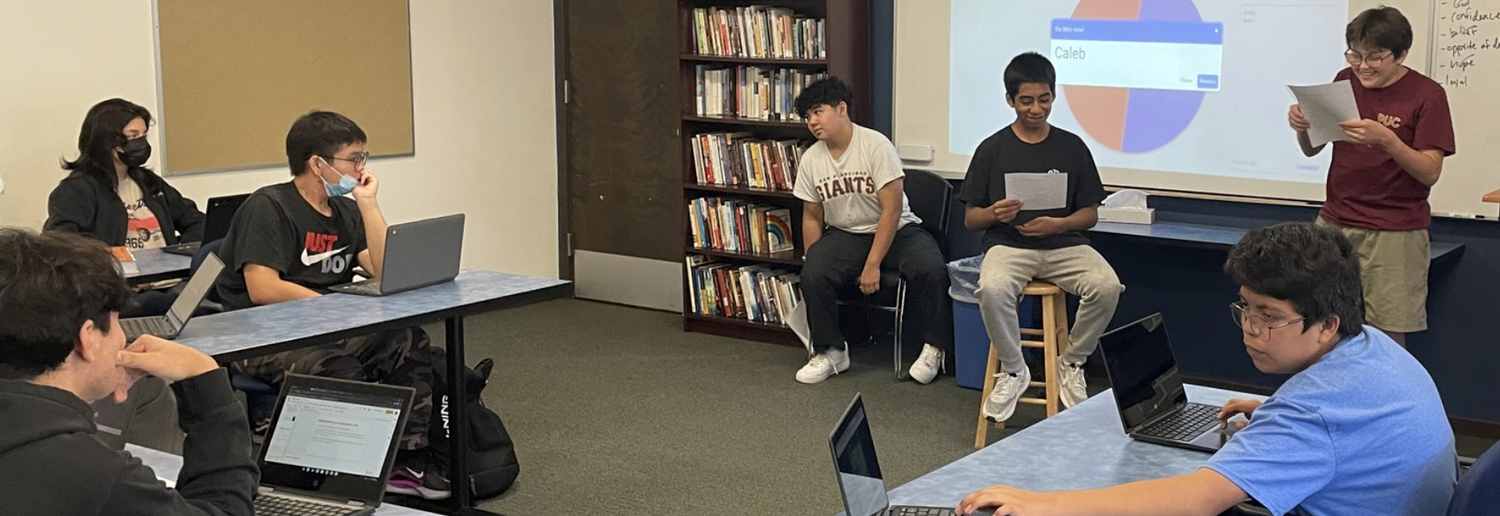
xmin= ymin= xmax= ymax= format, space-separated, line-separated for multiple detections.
xmin=796 ymin=345 xmax=850 ymax=384
xmin=984 ymin=367 xmax=1031 ymax=422
xmin=908 ymin=344 xmax=945 ymax=384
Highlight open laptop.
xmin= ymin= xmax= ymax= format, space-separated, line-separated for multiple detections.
xmin=329 ymin=214 xmax=464 ymax=297
xmin=254 ymin=374 xmax=415 ymax=516
xmin=1097 ymin=313 xmax=1237 ymax=453
xmin=831 ymin=394 xmax=956 ymax=516
xmin=161 ymin=194 xmax=250 ymax=256
xmin=120 ymin=253 xmax=224 ymax=342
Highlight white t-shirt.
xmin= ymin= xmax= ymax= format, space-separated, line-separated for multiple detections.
xmin=793 ymin=124 xmax=920 ymax=234
xmin=117 ymin=177 xmax=166 ymax=250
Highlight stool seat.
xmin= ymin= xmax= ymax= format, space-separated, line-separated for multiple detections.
xmin=976 ymin=280 xmax=1070 ymax=448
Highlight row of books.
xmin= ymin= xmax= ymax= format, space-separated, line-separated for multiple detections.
xmin=690 ymin=132 xmax=806 ymax=191
xmin=686 ymin=256 xmax=803 ymax=325
xmin=689 ymin=6 xmax=826 ymax=60
xmin=694 ymin=65 xmax=826 ymax=122
xmin=688 ymin=197 xmax=795 ymax=255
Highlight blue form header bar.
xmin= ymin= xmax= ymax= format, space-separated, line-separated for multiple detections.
xmin=1051 ymin=19 xmax=1224 ymax=45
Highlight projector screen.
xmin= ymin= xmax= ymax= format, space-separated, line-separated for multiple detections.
xmin=893 ymin=0 xmax=1434 ymax=205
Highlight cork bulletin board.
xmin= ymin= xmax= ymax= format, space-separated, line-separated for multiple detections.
xmin=155 ymin=0 xmax=414 ymax=174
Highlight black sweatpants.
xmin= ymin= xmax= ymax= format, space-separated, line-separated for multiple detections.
xmin=801 ymin=225 xmax=949 ymax=354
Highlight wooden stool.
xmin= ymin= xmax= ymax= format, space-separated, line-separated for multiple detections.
xmin=974 ymin=280 xmax=1071 ymax=449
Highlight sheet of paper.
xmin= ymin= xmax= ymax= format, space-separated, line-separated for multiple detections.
xmin=786 ymin=301 xmax=813 ymax=356
xmin=1288 ymin=80 xmax=1360 ymax=147
xmin=1005 ymin=172 xmax=1068 ymax=211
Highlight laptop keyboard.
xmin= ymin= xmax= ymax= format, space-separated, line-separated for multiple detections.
xmin=1138 ymin=402 xmax=1220 ymax=441
xmin=122 ymin=317 xmax=173 ymax=338
xmin=254 ymin=494 xmax=364 ymax=516
xmin=886 ymin=507 xmax=954 ymax=516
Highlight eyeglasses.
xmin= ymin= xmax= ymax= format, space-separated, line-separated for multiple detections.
xmin=322 ymin=152 xmax=370 ymax=166
xmin=1344 ymin=49 xmax=1393 ymax=67
xmin=1230 ymin=301 xmax=1305 ymax=340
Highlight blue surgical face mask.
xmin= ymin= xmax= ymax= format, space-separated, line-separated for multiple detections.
xmin=318 ymin=158 xmax=358 ymax=197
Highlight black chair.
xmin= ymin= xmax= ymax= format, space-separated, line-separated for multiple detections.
xmin=837 ymin=169 xmax=953 ymax=379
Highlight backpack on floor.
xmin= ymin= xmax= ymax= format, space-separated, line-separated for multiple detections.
xmin=429 ymin=354 xmax=520 ymax=499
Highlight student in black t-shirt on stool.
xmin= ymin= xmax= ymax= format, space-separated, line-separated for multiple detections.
xmin=211 ymin=111 xmax=448 ymax=501
xmin=959 ymin=53 xmax=1124 ymax=423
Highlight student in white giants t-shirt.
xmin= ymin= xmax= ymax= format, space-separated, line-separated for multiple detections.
xmin=791 ymin=77 xmax=950 ymax=385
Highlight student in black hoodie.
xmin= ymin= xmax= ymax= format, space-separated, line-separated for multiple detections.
xmin=45 ymin=98 xmax=206 ymax=317
xmin=0 ymin=229 xmax=255 ymax=516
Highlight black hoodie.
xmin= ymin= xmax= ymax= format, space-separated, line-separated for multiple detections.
xmin=0 ymin=369 xmax=256 ymax=515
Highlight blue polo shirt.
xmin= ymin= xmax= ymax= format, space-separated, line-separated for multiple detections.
xmin=1204 ymin=326 xmax=1455 ymax=515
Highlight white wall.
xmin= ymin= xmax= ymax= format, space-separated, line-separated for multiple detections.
xmin=0 ymin=1 xmax=559 ymax=277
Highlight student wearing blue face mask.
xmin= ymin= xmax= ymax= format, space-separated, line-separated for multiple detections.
xmin=211 ymin=111 xmax=450 ymax=501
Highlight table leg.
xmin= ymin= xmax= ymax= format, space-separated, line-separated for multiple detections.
xmin=445 ymin=316 xmax=505 ymax=515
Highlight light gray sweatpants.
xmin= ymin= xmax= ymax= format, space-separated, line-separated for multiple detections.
xmin=976 ymin=244 xmax=1124 ymax=374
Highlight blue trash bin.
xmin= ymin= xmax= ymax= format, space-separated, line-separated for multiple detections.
xmin=948 ymin=256 xmax=1036 ymax=390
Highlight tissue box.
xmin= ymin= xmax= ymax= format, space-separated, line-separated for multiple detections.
xmin=1097 ymin=207 xmax=1155 ymax=225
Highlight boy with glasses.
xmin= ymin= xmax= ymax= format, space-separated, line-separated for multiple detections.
xmin=955 ymin=223 xmax=1454 ymax=516
xmin=1287 ymin=6 xmax=1455 ymax=346
xmin=212 ymin=111 xmax=449 ymax=500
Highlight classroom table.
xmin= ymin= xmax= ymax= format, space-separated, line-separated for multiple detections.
xmin=127 ymin=444 xmax=442 ymax=515
xmin=843 ymin=385 xmax=1261 ymax=514
xmin=127 ymin=247 xmax=193 ymax=285
xmin=1091 ymin=221 xmax=1465 ymax=264
xmin=173 ymin=269 xmax=573 ymax=514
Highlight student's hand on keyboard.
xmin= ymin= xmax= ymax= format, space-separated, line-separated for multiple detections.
xmin=116 ymin=335 xmax=220 ymax=383
xmin=955 ymin=485 xmax=1060 ymax=516
xmin=1217 ymin=399 xmax=1262 ymax=430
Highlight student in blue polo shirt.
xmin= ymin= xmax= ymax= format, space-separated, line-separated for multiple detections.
xmin=956 ymin=222 xmax=1454 ymax=516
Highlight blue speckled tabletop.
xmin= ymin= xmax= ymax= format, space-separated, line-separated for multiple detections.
xmin=127 ymin=444 xmax=440 ymax=515
xmin=128 ymin=248 xmax=192 ymax=284
xmin=881 ymin=385 xmax=1264 ymax=510
xmin=174 ymin=270 xmax=571 ymax=360
xmin=1092 ymin=221 xmax=1462 ymax=262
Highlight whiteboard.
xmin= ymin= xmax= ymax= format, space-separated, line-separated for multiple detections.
xmin=892 ymin=0 xmax=1500 ymax=219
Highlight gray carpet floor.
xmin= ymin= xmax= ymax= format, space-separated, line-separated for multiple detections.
xmin=431 ymin=298 xmax=1493 ymax=516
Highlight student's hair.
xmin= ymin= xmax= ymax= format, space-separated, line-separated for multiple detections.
xmin=1004 ymin=52 xmax=1056 ymax=99
xmin=285 ymin=111 xmax=367 ymax=176
xmin=61 ymin=98 xmax=162 ymax=191
xmin=1223 ymin=222 xmax=1364 ymax=339
xmin=1346 ymin=6 xmax=1413 ymax=57
xmin=794 ymin=76 xmax=854 ymax=119
xmin=0 ymin=229 xmax=133 ymax=379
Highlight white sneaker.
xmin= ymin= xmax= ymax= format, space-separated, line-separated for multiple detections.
xmin=983 ymin=367 xmax=1031 ymax=422
xmin=1058 ymin=362 xmax=1088 ymax=408
xmin=796 ymin=346 xmax=850 ymax=384
xmin=908 ymin=344 xmax=945 ymax=384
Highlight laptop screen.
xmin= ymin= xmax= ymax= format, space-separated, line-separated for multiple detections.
xmin=829 ymin=395 xmax=888 ymax=516
xmin=1099 ymin=313 xmax=1190 ymax=431
xmin=258 ymin=375 xmax=414 ymax=504
xmin=202 ymin=194 xmax=249 ymax=242
xmin=167 ymin=253 xmax=223 ymax=324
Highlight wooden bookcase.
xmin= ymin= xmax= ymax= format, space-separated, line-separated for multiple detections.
xmin=677 ymin=0 xmax=870 ymax=347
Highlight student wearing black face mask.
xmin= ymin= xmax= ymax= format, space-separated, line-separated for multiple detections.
xmin=46 ymin=98 xmax=205 ymax=257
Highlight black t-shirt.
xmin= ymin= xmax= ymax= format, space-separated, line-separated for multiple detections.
xmin=214 ymin=182 xmax=366 ymax=311
xmin=958 ymin=126 xmax=1107 ymax=251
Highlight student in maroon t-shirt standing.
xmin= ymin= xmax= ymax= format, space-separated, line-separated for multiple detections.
xmin=1287 ymin=6 xmax=1455 ymax=346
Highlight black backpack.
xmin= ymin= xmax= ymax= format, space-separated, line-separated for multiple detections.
xmin=428 ymin=355 xmax=520 ymax=499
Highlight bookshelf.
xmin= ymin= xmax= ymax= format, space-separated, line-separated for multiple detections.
xmin=678 ymin=0 xmax=869 ymax=347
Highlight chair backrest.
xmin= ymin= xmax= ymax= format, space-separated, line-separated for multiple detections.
xmin=1449 ymin=441 xmax=1500 ymax=516
xmin=902 ymin=169 xmax=953 ymax=258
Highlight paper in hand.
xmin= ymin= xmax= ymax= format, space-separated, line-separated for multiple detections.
xmin=1005 ymin=172 xmax=1068 ymax=211
xmin=1288 ymin=80 xmax=1360 ymax=147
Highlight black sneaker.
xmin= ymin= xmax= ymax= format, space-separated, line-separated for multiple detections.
xmin=387 ymin=449 xmax=452 ymax=500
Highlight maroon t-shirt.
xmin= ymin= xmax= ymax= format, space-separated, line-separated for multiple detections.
xmin=1319 ymin=67 xmax=1455 ymax=231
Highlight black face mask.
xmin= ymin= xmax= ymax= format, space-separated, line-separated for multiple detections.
xmin=117 ymin=137 xmax=151 ymax=167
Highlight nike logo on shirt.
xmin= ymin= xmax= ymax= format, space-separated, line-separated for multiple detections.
xmin=300 ymin=246 xmax=350 ymax=266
